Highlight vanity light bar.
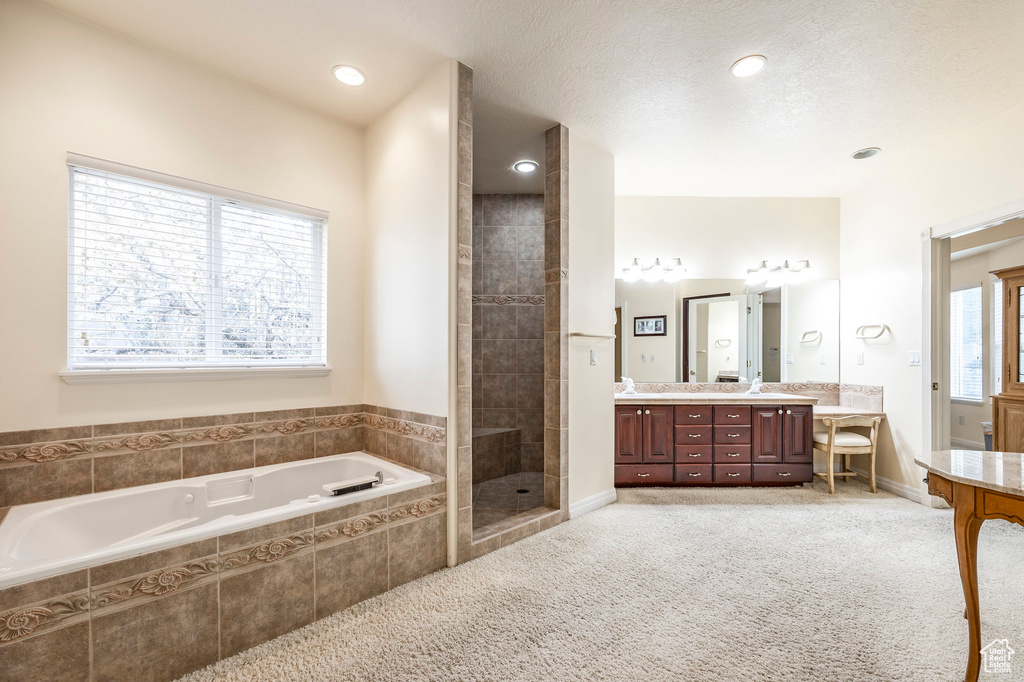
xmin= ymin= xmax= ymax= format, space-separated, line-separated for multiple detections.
xmin=745 ymin=259 xmax=810 ymax=285
xmin=618 ymin=257 xmax=686 ymax=283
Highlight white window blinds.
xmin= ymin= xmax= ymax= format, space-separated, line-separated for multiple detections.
xmin=950 ymin=284 xmax=983 ymax=401
xmin=68 ymin=159 xmax=327 ymax=370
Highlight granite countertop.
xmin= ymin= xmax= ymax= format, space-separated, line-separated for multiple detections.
xmin=613 ymin=392 xmax=818 ymax=406
xmin=916 ymin=450 xmax=1024 ymax=497
xmin=813 ymin=405 xmax=886 ymax=418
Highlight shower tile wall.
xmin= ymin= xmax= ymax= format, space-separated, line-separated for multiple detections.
xmin=473 ymin=194 xmax=545 ymax=473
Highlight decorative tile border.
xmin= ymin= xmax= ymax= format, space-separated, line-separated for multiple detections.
xmin=543 ymin=269 xmax=569 ymax=283
xmin=314 ymin=512 xmax=389 ymax=544
xmin=472 ymin=295 xmax=545 ymax=306
xmin=92 ymin=558 xmax=219 ymax=610
xmin=0 ymin=592 xmax=89 ymax=643
xmin=387 ymin=495 xmax=445 ymax=523
xmin=220 ymin=533 xmax=315 ymax=573
xmin=0 ymin=408 xmax=445 ymax=466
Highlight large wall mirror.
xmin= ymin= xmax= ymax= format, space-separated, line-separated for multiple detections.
xmin=614 ymin=278 xmax=840 ymax=384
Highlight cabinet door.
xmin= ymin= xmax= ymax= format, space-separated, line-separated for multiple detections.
xmin=783 ymin=405 xmax=814 ymax=464
xmin=751 ymin=406 xmax=783 ymax=463
xmin=643 ymin=406 xmax=674 ymax=463
xmin=615 ymin=406 xmax=644 ymax=464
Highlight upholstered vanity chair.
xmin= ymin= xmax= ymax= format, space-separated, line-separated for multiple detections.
xmin=812 ymin=416 xmax=882 ymax=494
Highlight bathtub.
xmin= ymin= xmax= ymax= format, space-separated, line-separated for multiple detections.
xmin=0 ymin=451 xmax=431 ymax=589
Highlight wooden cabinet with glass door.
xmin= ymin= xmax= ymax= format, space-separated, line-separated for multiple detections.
xmin=992 ymin=265 xmax=1024 ymax=451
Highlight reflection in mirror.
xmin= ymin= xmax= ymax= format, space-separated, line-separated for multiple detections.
xmin=614 ymin=278 xmax=840 ymax=384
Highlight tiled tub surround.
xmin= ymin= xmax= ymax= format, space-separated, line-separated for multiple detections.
xmin=0 ymin=472 xmax=447 ymax=682
xmin=0 ymin=404 xmax=446 ymax=513
xmin=472 ymin=193 xmax=546 ymax=473
xmin=0 ymin=452 xmax=429 ymax=588
xmin=471 ymin=428 xmax=521 ymax=484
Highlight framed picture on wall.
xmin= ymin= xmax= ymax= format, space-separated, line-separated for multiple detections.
xmin=634 ymin=315 xmax=667 ymax=336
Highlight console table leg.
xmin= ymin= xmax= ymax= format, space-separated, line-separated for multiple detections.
xmin=953 ymin=499 xmax=983 ymax=682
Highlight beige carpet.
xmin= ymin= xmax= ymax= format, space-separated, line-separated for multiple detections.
xmin=179 ymin=481 xmax=1024 ymax=681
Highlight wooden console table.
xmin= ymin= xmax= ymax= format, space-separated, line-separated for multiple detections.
xmin=916 ymin=450 xmax=1024 ymax=682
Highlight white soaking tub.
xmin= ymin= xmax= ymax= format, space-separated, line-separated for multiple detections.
xmin=0 ymin=452 xmax=431 ymax=589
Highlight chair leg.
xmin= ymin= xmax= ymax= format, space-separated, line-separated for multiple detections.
xmin=842 ymin=453 xmax=849 ymax=474
xmin=869 ymin=449 xmax=877 ymax=494
xmin=826 ymin=448 xmax=836 ymax=494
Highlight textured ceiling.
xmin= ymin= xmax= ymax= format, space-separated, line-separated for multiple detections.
xmin=38 ymin=0 xmax=1024 ymax=196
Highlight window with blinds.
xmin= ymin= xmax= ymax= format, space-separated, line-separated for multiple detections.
xmin=68 ymin=159 xmax=327 ymax=371
xmin=950 ymin=284 xmax=983 ymax=401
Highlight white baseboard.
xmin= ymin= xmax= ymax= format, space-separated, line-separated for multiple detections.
xmin=569 ymin=488 xmax=617 ymax=519
xmin=848 ymin=467 xmax=922 ymax=504
xmin=950 ymin=437 xmax=985 ymax=450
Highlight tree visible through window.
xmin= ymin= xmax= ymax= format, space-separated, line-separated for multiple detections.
xmin=950 ymin=285 xmax=983 ymax=401
xmin=68 ymin=162 xmax=327 ymax=370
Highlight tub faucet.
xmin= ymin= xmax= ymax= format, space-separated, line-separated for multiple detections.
xmin=622 ymin=377 xmax=636 ymax=395
xmin=745 ymin=377 xmax=762 ymax=394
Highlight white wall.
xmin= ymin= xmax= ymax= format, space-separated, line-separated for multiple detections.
xmin=614 ymin=280 xmax=675 ymax=382
xmin=783 ymin=280 xmax=840 ymax=383
xmin=568 ymin=130 xmax=616 ymax=505
xmin=840 ymin=99 xmax=1024 ymax=495
xmin=706 ymin=299 xmax=740 ymax=380
xmin=363 ymin=62 xmax=454 ymax=417
xmin=615 ymin=197 xmax=840 ymax=280
xmin=0 ymin=0 xmax=365 ymax=430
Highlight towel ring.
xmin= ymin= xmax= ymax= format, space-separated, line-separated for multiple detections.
xmin=799 ymin=330 xmax=822 ymax=344
xmin=855 ymin=324 xmax=889 ymax=340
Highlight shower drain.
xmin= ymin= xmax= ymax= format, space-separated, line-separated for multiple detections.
xmin=516 ymin=489 xmax=529 ymax=494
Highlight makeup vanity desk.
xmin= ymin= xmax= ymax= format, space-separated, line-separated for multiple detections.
xmin=916 ymin=450 xmax=1024 ymax=682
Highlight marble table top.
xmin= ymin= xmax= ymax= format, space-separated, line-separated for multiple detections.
xmin=613 ymin=392 xmax=818 ymax=405
xmin=813 ymin=406 xmax=886 ymax=418
xmin=916 ymin=450 xmax=1024 ymax=497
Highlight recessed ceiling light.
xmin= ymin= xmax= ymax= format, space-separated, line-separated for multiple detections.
xmin=852 ymin=147 xmax=881 ymax=160
xmin=730 ymin=55 xmax=767 ymax=78
xmin=333 ymin=65 xmax=365 ymax=86
xmin=512 ymin=160 xmax=539 ymax=173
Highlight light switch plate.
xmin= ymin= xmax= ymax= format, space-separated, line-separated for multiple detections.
xmin=857 ymin=352 xmax=864 ymax=365
xmin=785 ymin=353 xmax=794 ymax=364
xmin=909 ymin=350 xmax=921 ymax=366
xmin=590 ymin=349 xmax=597 ymax=366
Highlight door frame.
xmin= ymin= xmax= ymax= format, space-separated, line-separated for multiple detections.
xmin=925 ymin=198 xmax=1024 ymax=505
xmin=681 ymin=292 xmax=730 ymax=381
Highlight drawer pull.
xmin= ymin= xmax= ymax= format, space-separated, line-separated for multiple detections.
xmin=688 ymin=414 xmax=701 ymax=418
xmin=727 ymin=414 xmax=740 ymax=418
xmin=688 ymin=434 xmax=701 ymax=438
xmin=687 ymin=453 xmax=702 ymax=457
xmin=637 ymin=410 xmax=642 ymax=415
xmin=727 ymin=473 xmax=740 ymax=477
xmin=645 ymin=410 xmax=651 ymax=415
xmin=786 ymin=409 xmax=792 ymax=415
xmin=727 ymin=433 xmax=740 ymax=438
xmin=688 ymin=473 xmax=702 ymax=477
xmin=637 ymin=472 xmax=650 ymax=477
xmin=778 ymin=472 xmax=792 ymax=477
xmin=726 ymin=453 xmax=740 ymax=457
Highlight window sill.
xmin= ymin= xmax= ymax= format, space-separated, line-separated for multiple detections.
xmin=60 ymin=366 xmax=332 ymax=385
xmin=950 ymin=397 xmax=985 ymax=407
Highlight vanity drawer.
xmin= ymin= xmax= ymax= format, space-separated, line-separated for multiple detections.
xmin=675 ymin=425 xmax=712 ymax=445
xmin=675 ymin=445 xmax=713 ymax=463
xmin=674 ymin=464 xmax=713 ymax=484
xmin=674 ymin=406 xmax=713 ymax=425
xmin=713 ymin=445 xmax=751 ymax=463
xmin=713 ymin=406 xmax=751 ymax=425
xmin=714 ymin=425 xmax=751 ymax=444
xmin=714 ymin=464 xmax=752 ymax=483
xmin=752 ymin=464 xmax=813 ymax=484
xmin=615 ymin=464 xmax=674 ymax=485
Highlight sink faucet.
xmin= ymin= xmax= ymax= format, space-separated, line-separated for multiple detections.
xmin=622 ymin=377 xmax=636 ymax=395
xmin=745 ymin=377 xmax=762 ymax=394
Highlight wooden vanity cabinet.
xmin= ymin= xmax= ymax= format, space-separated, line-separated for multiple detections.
xmin=615 ymin=402 xmax=813 ymax=487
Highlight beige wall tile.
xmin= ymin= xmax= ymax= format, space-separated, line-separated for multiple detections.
xmin=93 ymin=449 xmax=181 ymax=493
xmin=254 ymin=432 xmax=315 ymax=466
xmin=0 ymin=459 xmax=92 ymax=507
xmin=182 ymin=440 xmax=254 ymax=478
xmin=91 ymin=583 xmax=218 ymax=682
xmin=219 ymin=554 xmax=314 ymax=658
xmin=315 ymin=427 xmax=364 ymax=457
xmin=388 ymin=512 xmax=446 ymax=589
xmin=2 ymin=621 xmax=90 ymax=682
xmin=315 ymin=530 xmax=388 ymax=618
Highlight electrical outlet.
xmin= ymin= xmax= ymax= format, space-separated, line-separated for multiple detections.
xmin=857 ymin=352 xmax=864 ymax=365
xmin=641 ymin=353 xmax=647 ymax=362
xmin=650 ymin=354 xmax=655 ymax=362
xmin=958 ymin=415 xmax=965 ymax=425
xmin=819 ymin=353 xmax=826 ymax=365
xmin=785 ymin=353 xmax=794 ymax=365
